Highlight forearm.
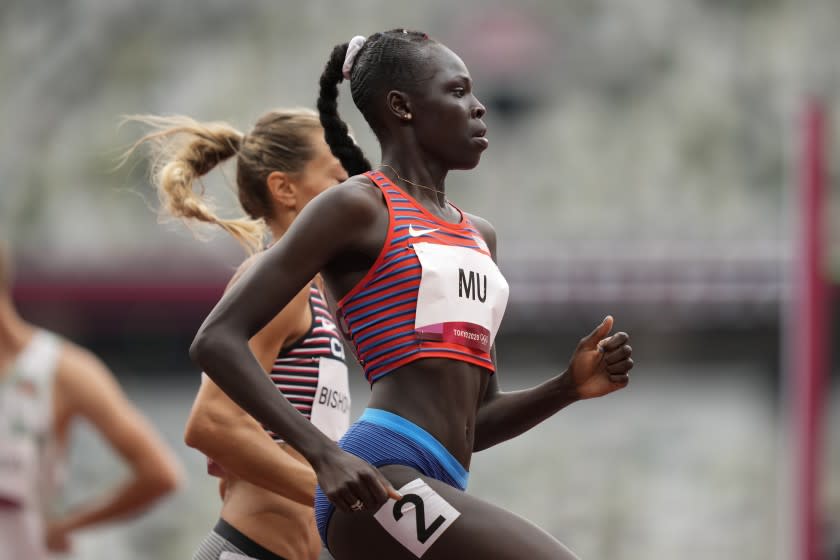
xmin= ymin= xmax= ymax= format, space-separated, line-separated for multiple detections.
xmin=190 ymin=328 xmax=335 ymax=466
xmin=473 ymin=371 xmax=579 ymax=452
xmin=52 ymin=468 xmax=175 ymax=534
xmin=189 ymin=420 xmax=317 ymax=505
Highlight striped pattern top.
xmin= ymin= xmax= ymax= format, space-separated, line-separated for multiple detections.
xmin=266 ymin=283 xmax=346 ymax=441
xmin=336 ymin=170 xmax=497 ymax=385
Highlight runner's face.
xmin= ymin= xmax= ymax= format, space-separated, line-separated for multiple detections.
xmin=294 ymin=130 xmax=349 ymax=210
xmin=408 ymin=44 xmax=488 ymax=170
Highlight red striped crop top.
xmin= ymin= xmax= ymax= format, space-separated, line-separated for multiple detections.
xmin=336 ymin=171 xmax=510 ymax=384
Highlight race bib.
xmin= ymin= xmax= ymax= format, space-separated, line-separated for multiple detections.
xmin=309 ymin=358 xmax=350 ymax=441
xmin=373 ymin=478 xmax=461 ymax=558
xmin=412 ymin=243 xmax=509 ymax=353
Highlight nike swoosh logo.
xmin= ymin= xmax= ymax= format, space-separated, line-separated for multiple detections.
xmin=408 ymin=225 xmax=439 ymax=237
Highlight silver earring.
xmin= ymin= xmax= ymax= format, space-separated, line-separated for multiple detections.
xmin=404 ymin=114 xmax=412 ymax=121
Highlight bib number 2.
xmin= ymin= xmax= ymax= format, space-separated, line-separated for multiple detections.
xmin=394 ymin=494 xmax=446 ymax=544
xmin=374 ymin=478 xmax=461 ymax=558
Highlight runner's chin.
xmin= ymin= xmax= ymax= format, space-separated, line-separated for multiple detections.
xmin=451 ymin=140 xmax=487 ymax=170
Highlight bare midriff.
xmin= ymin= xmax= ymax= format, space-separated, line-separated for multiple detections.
xmin=366 ymin=357 xmax=491 ymax=470
xmin=219 ymin=444 xmax=320 ymax=560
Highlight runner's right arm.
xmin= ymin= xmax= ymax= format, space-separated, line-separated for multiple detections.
xmin=191 ymin=178 xmax=401 ymax=512
xmin=47 ymin=345 xmax=182 ymax=551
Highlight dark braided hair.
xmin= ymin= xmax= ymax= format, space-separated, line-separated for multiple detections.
xmin=317 ymin=29 xmax=434 ymax=176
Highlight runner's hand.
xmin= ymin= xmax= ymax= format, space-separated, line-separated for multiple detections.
xmin=566 ymin=316 xmax=633 ymax=400
xmin=316 ymin=448 xmax=402 ymax=513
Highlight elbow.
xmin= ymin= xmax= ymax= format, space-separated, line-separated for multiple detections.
xmin=189 ymin=329 xmax=212 ymax=369
xmin=183 ymin=420 xmax=202 ymax=451
xmin=137 ymin=453 xmax=184 ymax=502
xmin=183 ymin=412 xmax=215 ymax=452
xmin=189 ymin=322 xmax=243 ymax=382
xmin=157 ymin=460 xmax=184 ymax=496
xmin=190 ymin=316 xmax=228 ymax=369
xmin=183 ymin=405 xmax=234 ymax=456
xmin=472 ymin=439 xmax=491 ymax=453
xmin=148 ymin=461 xmax=183 ymax=500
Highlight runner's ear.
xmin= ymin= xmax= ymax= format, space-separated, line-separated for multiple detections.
xmin=267 ymin=171 xmax=296 ymax=209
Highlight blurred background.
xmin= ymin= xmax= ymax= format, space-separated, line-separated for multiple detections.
xmin=1 ymin=0 xmax=839 ymax=558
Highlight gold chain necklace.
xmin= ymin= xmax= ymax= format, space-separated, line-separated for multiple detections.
xmin=377 ymin=164 xmax=446 ymax=196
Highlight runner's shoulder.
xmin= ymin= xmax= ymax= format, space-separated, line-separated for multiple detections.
xmin=464 ymin=212 xmax=497 ymax=256
xmin=316 ymin=173 xmax=385 ymax=225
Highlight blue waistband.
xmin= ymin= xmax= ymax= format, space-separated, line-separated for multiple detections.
xmin=359 ymin=408 xmax=469 ymax=489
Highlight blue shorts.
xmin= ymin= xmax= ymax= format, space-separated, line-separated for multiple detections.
xmin=314 ymin=408 xmax=469 ymax=548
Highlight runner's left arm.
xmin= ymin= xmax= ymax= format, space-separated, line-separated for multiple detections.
xmin=467 ymin=214 xmax=634 ymax=452
xmin=185 ymin=375 xmax=318 ymax=504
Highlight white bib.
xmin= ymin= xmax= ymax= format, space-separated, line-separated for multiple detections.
xmin=309 ymin=358 xmax=350 ymax=442
xmin=373 ymin=478 xmax=461 ymax=558
xmin=412 ymin=243 xmax=509 ymax=353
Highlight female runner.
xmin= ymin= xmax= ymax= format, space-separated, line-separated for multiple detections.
xmin=131 ymin=109 xmax=349 ymax=560
xmin=190 ymin=31 xmax=634 ymax=559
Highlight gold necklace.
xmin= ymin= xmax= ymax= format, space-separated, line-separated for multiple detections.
xmin=377 ymin=164 xmax=446 ymax=196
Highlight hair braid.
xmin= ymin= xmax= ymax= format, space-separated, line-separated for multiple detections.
xmin=318 ymin=30 xmax=435 ymax=144
xmin=317 ymin=42 xmax=372 ymax=176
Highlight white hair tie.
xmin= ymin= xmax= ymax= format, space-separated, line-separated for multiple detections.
xmin=342 ymin=35 xmax=367 ymax=80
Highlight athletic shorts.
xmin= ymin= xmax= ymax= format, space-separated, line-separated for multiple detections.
xmin=314 ymin=408 xmax=469 ymax=549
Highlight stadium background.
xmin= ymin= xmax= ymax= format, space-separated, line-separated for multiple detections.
xmin=1 ymin=1 xmax=838 ymax=558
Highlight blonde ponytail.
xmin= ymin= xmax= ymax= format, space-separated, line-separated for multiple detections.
xmin=124 ymin=115 xmax=267 ymax=255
